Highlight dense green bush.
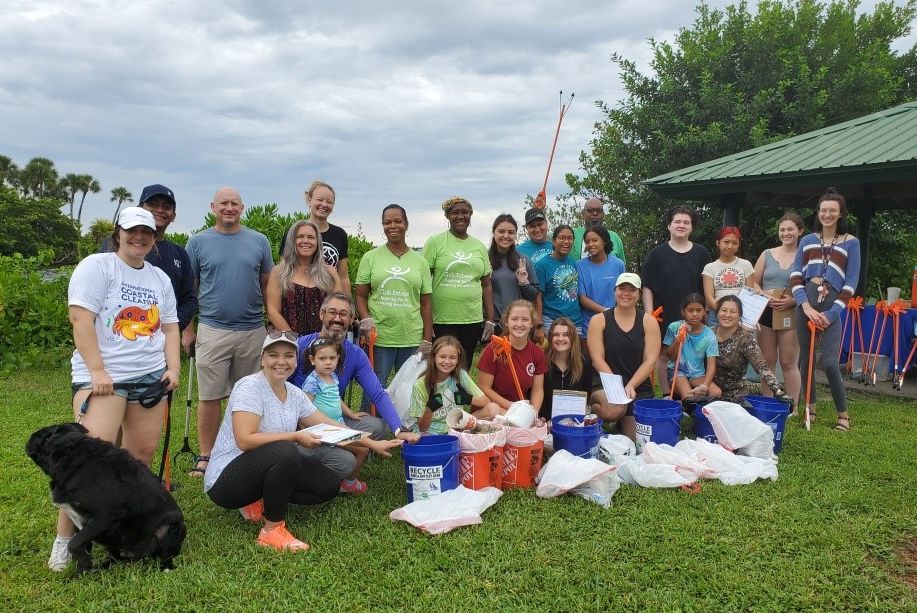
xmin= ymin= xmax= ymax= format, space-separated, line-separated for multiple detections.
xmin=0 ymin=187 xmax=79 ymax=264
xmin=0 ymin=251 xmax=72 ymax=371
xmin=76 ymin=218 xmax=115 ymax=260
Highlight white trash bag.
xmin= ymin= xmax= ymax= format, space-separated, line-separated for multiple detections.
xmin=597 ymin=435 xmax=636 ymax=465
xmin=386 ymin=353 xmax=426 ymax=428
xmin=703 ymin=400 xmax=775 ymax=460
xmin=615 ymin=456 xmax=697 ymax=488
xmin=389 ymin=485 xmax=502 ymax=535
xmin=640 ymin=442 xmax=718 ymax=481
xmin=675 ymin=439 xmax=778 ymax=484
xmin=535 ymin=450 xmax=620 ymax=508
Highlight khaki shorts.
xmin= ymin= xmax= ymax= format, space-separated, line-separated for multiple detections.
xmin=196 ymin=323 xmax=265 ymax=400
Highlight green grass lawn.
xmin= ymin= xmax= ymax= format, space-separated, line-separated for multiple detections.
xmin=1 ymin=361 xmax=916 ymax=612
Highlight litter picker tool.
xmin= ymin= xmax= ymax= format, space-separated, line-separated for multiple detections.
xmin=865 ymin=301 xmax=891 ymax=386
xmin=157 ymin=391 xmax=174 ymax=491
xmin=540 ymin=90 xmax=574 ymax=201
xmin=491 ymin=335 xmax=525 ymax=401
xmin=650 ymin=307 xmax=664 ymax=392
xmin=895 ymin=336 xmax=917 ymax=390
xmin=803 ymin=320 xmax=819 ymax=431
xmin=666 ymin=324 xmax=688 ymax=401
xmin=368 ymin=328 xmax=378 ymax=417
xmin=859 ymin=299 xmax=883 ymax=383
xmin=840 ymin=296 xmax=865 ymax=378
xmin=173 ymin=351 xmax=197 ymax=471
xmin=888 ymin=300 xmax=907 ymax=388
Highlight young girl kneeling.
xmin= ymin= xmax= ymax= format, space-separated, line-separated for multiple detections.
xmin=408 ymin=336 xmax=500 ymax=434
xmin=663 ymin=293 xmax=721 ymax=399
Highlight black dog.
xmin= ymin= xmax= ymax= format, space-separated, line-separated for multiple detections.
xmin=26 ymin=423 xmax=186 ymax=575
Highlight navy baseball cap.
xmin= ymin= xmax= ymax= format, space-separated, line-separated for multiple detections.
xmin=139 ymin=184 xmax=176 ymax=207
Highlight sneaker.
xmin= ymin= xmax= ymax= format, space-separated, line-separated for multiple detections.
xmin=339 ymin=479 xmax=368 ymax=495
xmin=48 ymin=535 xmax=72 ymax=571
xmin=256 ymin=522 xmax=310 ymax=552
xmin=239 ymin=499 xmax=264 ymax=523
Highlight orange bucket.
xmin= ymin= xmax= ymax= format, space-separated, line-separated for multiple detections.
xmin=501 ymin=440 xmax=544 ymax=489
xmin=459 ymin=446 xmax=504 ymax=490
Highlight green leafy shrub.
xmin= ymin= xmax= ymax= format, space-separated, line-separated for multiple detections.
xmin=0 ymin=251 xmax=72 ymax=371
xmin=76 ymin=218 xmax=115 ymax=260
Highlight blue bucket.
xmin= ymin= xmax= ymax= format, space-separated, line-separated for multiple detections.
xmin=402 ymin=435 xmax=460 ymax=503
xmin=692 ymin=404 xmax=718 ymax=444
xmin=633 ymin=399 xmax=682 ymax=453
xmin=551 ymin=415 xmax=604 ymax=458
xmin=745 ymin=395 xmax=791 ymax=453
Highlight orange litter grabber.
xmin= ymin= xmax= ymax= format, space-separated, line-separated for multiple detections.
xmin=865 ymin=301 xmax=891 ymax=386
xmin=859 ymin=299 xmax=884 ymax=383
xmin=895 ymin=337 xmax=917 ymax=390
xmin=840 ymin=297 xmax=865 ymax=378
xmin=803 ymin=319 xmax=820 ymax=431
xmin=667 ymin=324 xmax=688 ymax=401
xmin=540 ymin=91 xmax=574 ymax=202
xmin=491 ymin=335 xmax=525 ymax=402
xmin=888 ymin=300 xmax=907 ymax=389
xmin=650 ymin=307 xmax=664 ymax=392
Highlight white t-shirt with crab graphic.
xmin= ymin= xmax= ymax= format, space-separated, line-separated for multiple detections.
xmin=68 ymin=252 xmax=178 ymax=382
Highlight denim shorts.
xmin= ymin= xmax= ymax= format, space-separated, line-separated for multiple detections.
xmin=71 ymin=367 xmax=166 ymax=403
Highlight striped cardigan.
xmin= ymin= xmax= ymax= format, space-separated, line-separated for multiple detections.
xmin=790 ymin=233 xmax=861 ymax=324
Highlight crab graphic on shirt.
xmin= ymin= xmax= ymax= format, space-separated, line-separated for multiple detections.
xmin=112 ymin=304 xmax=160 ymax=340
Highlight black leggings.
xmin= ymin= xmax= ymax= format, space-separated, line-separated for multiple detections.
xmin=434 ymin=322 xmax=484 ymax=369
xmin=207 ymin=441 xmax=339 ymax=522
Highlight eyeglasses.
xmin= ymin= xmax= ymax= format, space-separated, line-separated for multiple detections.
xmin=322 ymin=308 xmax=351 ymax=319
xmin=267 ymin=330 xmax=299 ymax=342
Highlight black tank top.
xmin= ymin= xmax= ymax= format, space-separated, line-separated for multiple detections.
xmin=602 ymin=307 xmax=653 ymax=396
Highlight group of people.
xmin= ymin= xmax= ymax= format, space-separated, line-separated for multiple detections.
xmin=47 ymin=180 xmax=859 ymax=566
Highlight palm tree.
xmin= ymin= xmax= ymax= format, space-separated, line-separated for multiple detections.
xmin=0 ymin=155 xmax=18 ymax=187
xmin=61 ymin=173 xmax=82 ymax=218
xmin=110 ymin=186 xmax=133 ymax=224
xmin=76 ymin=175 xmax=100 ymax=225
xmin=19 ymin=157 xmax=58 ymax=199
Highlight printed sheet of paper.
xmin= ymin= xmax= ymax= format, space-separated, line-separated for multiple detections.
xmin=599 ymin=372 xmax=631 ymax=405
xmin=551 ymin=390 xmax=587 ymax=418
xmin=302 ymin=424 xmax=366 ymax=445
xmin=737 ymin=287 xmax=769 ymax=328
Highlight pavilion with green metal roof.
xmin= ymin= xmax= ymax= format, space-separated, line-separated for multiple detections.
xmin=641 ymin=101 xmax=917 ymax=293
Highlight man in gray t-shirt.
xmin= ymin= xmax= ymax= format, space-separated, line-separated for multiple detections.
xmin=183 ymin=187 xmax=274 ymax=478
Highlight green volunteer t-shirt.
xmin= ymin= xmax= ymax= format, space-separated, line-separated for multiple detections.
xmin=356 ymin=246 xmax=432 ymax=347
xmin=422 ymin=231 xmax=491 ymax=324
xmin=409 ymin=370 xmax=484 ymax=434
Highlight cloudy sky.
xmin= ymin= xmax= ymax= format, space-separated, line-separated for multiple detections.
xmin=1 ymin=0 xmax=909 ymax=246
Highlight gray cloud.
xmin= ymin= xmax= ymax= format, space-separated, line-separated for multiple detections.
xmin=8 ymin=0 xmax=903 ymax=245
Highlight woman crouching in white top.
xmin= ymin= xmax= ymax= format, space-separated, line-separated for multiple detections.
xmin=204 ymin=331 xmax=402 ymax=552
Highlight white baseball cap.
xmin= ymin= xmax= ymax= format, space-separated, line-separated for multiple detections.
xmin=615 ymin=272 xmax=642 ymax=289
xmin=118 ymin=207 xmax=156 ymax=231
